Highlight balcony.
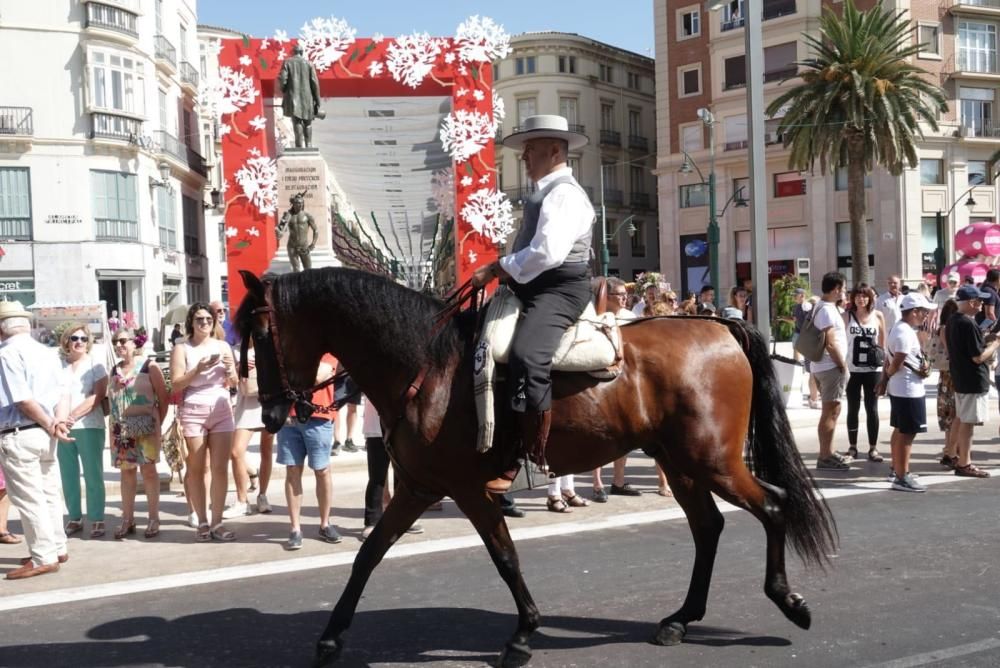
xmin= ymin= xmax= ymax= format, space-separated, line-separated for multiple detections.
xmin=0 ymin=217 xmax=32 ymax=241
xmin=155 ymin=130 xmax=207 ymax=177
xmin=154 ymin=35 xmax=177 ymax=72
xmin=725 ymin=139 xmax=749 ymax=151
xmin=599 ymin=129 xmax=621 ymax=146
xmin=949 ymin=0 xmax=1000 ymax=17
xmin=95 ymin=218 xmax=139 ymax=241
xmin=955 ymin=51 xmax=1000 ymax=79
xmin=763 ymin=0 xmax=797 ymax=20
xmin=85 ymin=2 xmax=138 ymax=40
xmin=602 ymin=188 xmax=624 ymax=206
xmin=724 ymin=79 xmax=747 ymax=91
xmin=180 ymin=61 xmax=200 ymax=92
xmin=90 ymin=111 xmax=142 ymax=141
xmin=721 ymin=16 xmax=745 ymax=32
xmin=628 ymin=134 xmax=649 ymax=151
xmin=961 ymin=121 xmax=1000 ymax=138
xmin=764 ymin=67 xmax=798 ymax=83
xmin=630 ymin=192 xmax=651 ymax=209
xmin=0 ymin=107 xmax=33 ymax=136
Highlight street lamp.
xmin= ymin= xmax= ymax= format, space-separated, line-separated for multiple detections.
xmin=935 ymin=186 xmax=979 ymax=274
xmin=600 ymin=214 xmax=638 ymax=277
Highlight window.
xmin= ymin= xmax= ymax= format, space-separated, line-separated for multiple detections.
xmin=599 ymin=63 xmax=614 ymax=83
xmin=628 ymin=109 xmax=641 ymax=137
xmin=958 ymin=21 xmax=997 ymax=73
xmin=179 ymin=23 xmax=188 ymax=62
xmin=627 ymin=72 xmax=641 ymax=90
xmin=631 ymin=220 xmax=646 ymax=257
xmin=681 ymin=124 xmax=702 ymax=152
xmin=602 ymin=162 xmax=619 ymax=190
xmin=834 ymin=166 xmax=872 ymax=191
xmin=157 ymin=186 xmax=176 ymax=249
xmin=600 ymin=103 xmax=615 ymax=131
xmin=917 ymin=23 xmax=941 ymax=57
xmin=516 ymin=98 xmax=536 ymax=125
xmin=91 ymin=170 xmax=138 ymax=239
xmin=0 ymin=167 xmax=32 ymax=240
xmin=763 ymin=42 xmax=796 ymax=82
xmin=774 ymin=171 xmax=806 ymax=197
xmin=722 ymin=0 xmax=745 ymax=30
xmin=679 ymin=183 xmax=709 ymax=208
xmin=493 ymin=63 xmax=500 ymax=81
xmin=733 ymin=177 xmax=750 ymax=203
xmin=680 ymin=10 xmax=700 ymax=38
xmin=89 ymin=49 xmax=145 ymax=115
xmin=183 ymin=195 xmax=200 ymax=255
xmin=921 ymin=216 xmax=945 ymax=275
xmin=515 ymin=56 xmax=536 ymax=75
xmin=155 ymin=0 xmax=162 ymax=34
xmin=631 ymin=165 xmax=645 ymax=193
xmin=724 ymin=55 xmax=746 ymax=89
xmin=679 ymin=65 xmax=701 ymax=96
xmin=724 ymin=114 xmax=747 ymax=149
xmin=558 ymin=56 xmax=576 ymax=74
xmin=763 ymin=0 xmax=796 ymax=20
xmin=559 ymin=97 xmax=579 ymax=127
xmin=961 ymin=87 xmax=995 ymax=137
xmin=920 ymin=159 xmax=944 ymax=185
xmin=969 ymin=160 xmax=991 ymax=186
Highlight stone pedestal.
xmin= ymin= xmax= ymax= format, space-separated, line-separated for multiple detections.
xmin=269 ymin=149 xmax=339 ymax=274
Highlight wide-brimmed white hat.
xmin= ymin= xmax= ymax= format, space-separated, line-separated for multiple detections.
xmin=0 ymin=300 xmax=32 ymax=320
xmin=502 ymin=115 xmax=589 ymax=151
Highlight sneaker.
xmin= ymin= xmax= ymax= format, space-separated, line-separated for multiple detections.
xmin=256 ymin=494 xmax=272 ymax=514
xmin=816 ymin=454 xmax=850 ymax=470
xmin=287 ymin=530 xmax=303 ymax=550
xmin=405 ymin=523 xmax=424 ymax=534
xmin=222 ymin=502 xmax=251 ymax=519
xmin=343 ymin=439 xmax=359 ymax=453
xmin=891 ymin=472 xmax=927 ymax=493
xmin=331 ymin=442 xmax=342 ymax=457
xmin=187 ymin=512 xmax=199 ymax=529
xmin=318 ymin=525 xmax=342 ymax=543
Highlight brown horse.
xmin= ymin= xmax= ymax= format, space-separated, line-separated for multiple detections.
xmin=235 ymin=267 xmax=836 ymax=668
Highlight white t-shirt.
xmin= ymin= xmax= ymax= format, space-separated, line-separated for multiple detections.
xmin=810 ymin=301 xmax=847 ymax=374
xmin=846 ymin=311 xmax=882 ymax=373
xmin=614 ymin=308 xmax=637 ymax=322
xmin=62 ymin=355 xmax=108 ymax=430
xmin=877 ymin=291 xmax=903 ymax=333
xmin=887 ymin=321 xmax=925 ymax=398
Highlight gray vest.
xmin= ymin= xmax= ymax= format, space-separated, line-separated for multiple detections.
xmin=512 ymin=174 xmax=593 ymax=264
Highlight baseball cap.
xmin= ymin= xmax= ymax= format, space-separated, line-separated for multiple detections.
xmin=793 ymin=288 xmax=807 ymax=296
xmin=947 ymin=272 xmax=960 ymax=284
xmin=900 ymin=293 xmax=937 ymax=311
xmin=955 ymin=285 xmax=990 ymax=302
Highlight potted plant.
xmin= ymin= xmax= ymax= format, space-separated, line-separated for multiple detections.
xmin=770 ymin=274 xmax=810 ymax=408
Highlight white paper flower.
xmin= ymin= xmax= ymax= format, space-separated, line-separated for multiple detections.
xmin=455 ymin=15 xmax=511 ymax=63
xmin=277 ymin=48 xmax=287 ymax=61
xmin=299 ymin=16 xmax=357 ymax=72
xmin=473 ymin=89 xmax=485 ymax=102
xmin=456 ymin=88 xmax=468 ymax=98
xmin=249 ymin=115 xmax=267 ymax=132
xmin=260 ymin=38 xmax=270 ymax=50
xmin=248 ymin=226 xmax=260 ymax=237
xmin=235 ymin=156 xmax=279 ymax=216
xmin=386 ymin=32 xmax=444 ymax=89
xmin=461 ymin=188 xmax=514 ymax=244
xmin=430 ymin=169 xmax=455 ymax=217
xmin=492 ymin=90 xmax=506 ymax=124
xmin=467 ymin=250 xmax=477 ymax=264
xmin=274 ymin=29 xmax=289 ymax=44
xmin=479 ymin=173 xmax=491 ymax=184
xmin=225 ymin=226 xmax=239 ymax=238
xmin=219 ymin=124 xmax=231 ymax=136
xmin=373 ymin=32 xmax=385 ymax=43
xmin=444 ymin=52 xmax=456 ymax=64
xmin=368 ymin=61 xmax=384 ymax=77
xmin=220 ymin=178 xmax=229 ymax=194
xmin=239 ymin=55 xmax=252 ymax=67
xmin=458 ymin=64 xmax=468 ymax=76
xmin=460 ymin=175 xmax=473 ymax=187
xmin=210 ymin=66 xmax=259 ymax=119
xmin=440 ymin=109 xmax=495 ymax=162
xmin=248 ymin=146 xmax=261 ymax=157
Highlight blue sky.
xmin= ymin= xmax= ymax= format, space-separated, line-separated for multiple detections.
xmin=197 ymin=1 xmax=656 ymax=57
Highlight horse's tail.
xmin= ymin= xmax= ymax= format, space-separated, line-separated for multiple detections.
xmin=727 ymin=320 xmax=838 ymax=568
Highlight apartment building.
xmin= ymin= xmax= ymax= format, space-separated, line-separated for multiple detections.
xmin=0 ymin=0 xmax=209 ymax=338
xmin=495 ymin=32 xmax=658 ymax=279
xmin=655 ymin=0 xmax=1000 ymax=297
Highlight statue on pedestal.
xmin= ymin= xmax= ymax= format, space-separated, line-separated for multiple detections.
xmin=279 ymin=43 xmax=324 ymax=148
xmin=277 ymin=192 xmax=318 ymax=271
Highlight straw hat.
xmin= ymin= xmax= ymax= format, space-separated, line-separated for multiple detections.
xmin=0 ymin=300 xmax=31 ymax=320
xmin=501 ymin=115 xmax=589 ymax=151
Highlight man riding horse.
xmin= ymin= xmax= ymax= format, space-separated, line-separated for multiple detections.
xmin=471 ymin=115 xmax=594 ymax=494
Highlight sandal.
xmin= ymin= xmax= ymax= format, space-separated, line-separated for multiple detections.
xmin=210 ymin=523 xmax=236 ymax=541
xmin=561 ymin=491 xmax=590 ymax=507
xmin=144 ymin=520 xmax=160 ymax=539
xmin=0 ymin=531 xmax=22 ymax=545
xmin=867 ymin=448 xmax=884 ymax=463
xmin=64 ymin=519 xmax=83 ymax=536
xmin=114 ymin=521 xmax=135 ymax=540
xmin=90 ymin=522 xmax=105 ymax=538
xmin=940 ymin=455 xmax=959 ymax=470
xmin=954 ymin=463 xmax=991 ymax=478
xmin=196 ymin=523 xmax=211 ymax=542
xmin=847 ymin=446 xmax=859 ymax=459
xmin=546 ymin=497 xmax=572 ymax=513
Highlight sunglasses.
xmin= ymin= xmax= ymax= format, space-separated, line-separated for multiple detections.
xmin=113 ymin=338 xmax=132 ymax=345
xmin=194 ymin=316 xmax=214 ymax=324
xmin=69 ymin=335 xmax=89 ymax=343
xmin=611 ymin=292 xmax=627 ymax=298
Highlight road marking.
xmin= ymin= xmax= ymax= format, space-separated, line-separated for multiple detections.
xmin=0 ymin=469 xmax=991 ymax=613
xmin=863 ymin=637 xmax=1000 ymax=667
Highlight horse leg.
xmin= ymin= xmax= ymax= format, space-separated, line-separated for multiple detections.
xmin=653 ymin=468 xmax=724 ymax=646
xmin=314 ymin=483 xmax=438 ymax=667
xmin=452 ymin=489 xmax=540 ymax=668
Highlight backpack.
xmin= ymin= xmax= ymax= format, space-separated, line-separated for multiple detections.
xmin=849 ymin=312 xmax=884 ymax=369
xmin=794 ymin=303 xmax=828 ymax=362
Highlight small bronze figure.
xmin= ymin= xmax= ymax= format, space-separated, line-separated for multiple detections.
xmin=277 ymin=192 xmax=318 ymax=271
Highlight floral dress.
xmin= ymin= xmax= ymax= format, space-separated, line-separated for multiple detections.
xmin=109 ymin=360 xmax=161 ymax=470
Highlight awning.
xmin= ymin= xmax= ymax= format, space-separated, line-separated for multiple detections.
xmin=96 ymin=269 xmax=145 ymax=279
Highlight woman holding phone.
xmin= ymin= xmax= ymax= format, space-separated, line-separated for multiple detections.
xmin=170 ymin=303 xmax=239 ymax=542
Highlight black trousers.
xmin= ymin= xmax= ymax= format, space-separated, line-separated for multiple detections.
xmin=508 ymin=263 xmax=592 ymax=412
xmin=846 ymin=370 xmax=880 ymax=447
xmin=364 ymin=436 xmax=393 ymax=527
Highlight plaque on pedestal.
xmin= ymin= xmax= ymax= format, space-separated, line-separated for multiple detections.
xmin=269 ymin=152 xmax=339 ymax=274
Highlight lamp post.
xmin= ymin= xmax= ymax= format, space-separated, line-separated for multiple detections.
xmin=599 ymin=211 xmax=637 ymax=277
xmin=935 ymin=187 xmax=978 ymax=275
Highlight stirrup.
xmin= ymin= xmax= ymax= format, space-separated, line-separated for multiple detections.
xmin=485 ymin=465 xmax=521 ymax=494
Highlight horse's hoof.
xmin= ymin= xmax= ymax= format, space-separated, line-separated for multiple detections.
xmin=652 ymin=621 xmax=686 ymax=646
xmin=313 ymin=638 xmax=343 ymax=667
xmin=782 ymin=593 xmax=811 ymax=630
xmin=497 ymin=642 xmax=532 ymax=668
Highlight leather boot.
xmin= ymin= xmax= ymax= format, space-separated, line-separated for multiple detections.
xmin=485 ymin=410 xmax=552 ymax=494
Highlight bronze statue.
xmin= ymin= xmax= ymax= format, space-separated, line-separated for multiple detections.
xmin=277 ymin=192 xmax=318 ymax=271
xmin=278 ymin=43 xmax=324 ymax=148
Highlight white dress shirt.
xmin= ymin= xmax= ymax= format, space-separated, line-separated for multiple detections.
xmin=498 ymin=167 xmax=595 ymax=284
xmin=0 ymin=333 xmax=68 ymax=429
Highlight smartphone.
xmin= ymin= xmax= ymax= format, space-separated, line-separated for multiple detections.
xmin=206 ymin=354 xmax=221 ymax=365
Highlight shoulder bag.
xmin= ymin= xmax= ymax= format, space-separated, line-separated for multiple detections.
xmin=794 ymin=303 xmax=828 ymax=363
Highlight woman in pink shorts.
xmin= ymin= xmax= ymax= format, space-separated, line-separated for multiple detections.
xmin=170 ymin=303 xmax=238 ymax=542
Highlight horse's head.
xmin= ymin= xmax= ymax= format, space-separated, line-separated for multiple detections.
xmin=236 ymin=270 xmax=291 ymax=433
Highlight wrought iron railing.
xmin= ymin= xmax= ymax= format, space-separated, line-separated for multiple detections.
xmin=628 ymin=134 xmax=649 ymax=151
xmin=86 ymin=2 xmax=138 ymax=37
xmin=154 ymin=35 xmax=177 ymax=68
xmin=96 ymin=218 xmax=139 ymax=240
xmin=630 ymin=192 xmax=651 ymax=209
xmin=603 ymin=188 xmax=623 ymax=206
xmin=600 ymin=129 xmax=621 ymax=146
xmin=90 ymin=111 xmax=141 ymax=140
xmin=0 ymin=107 xmax=33 ymax=136
xmin=180 ymin=61 xmax=199 ymax=88
xmin=155 ymin=130 xmax=186 ymax=162
xmin=721 ymin=16 xmax=745 ymax=31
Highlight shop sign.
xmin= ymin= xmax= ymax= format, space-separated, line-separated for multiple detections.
xmin=0 ymin=278 xmax=33 ymax=293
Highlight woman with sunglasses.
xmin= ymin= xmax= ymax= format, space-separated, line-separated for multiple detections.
xmin=170 ymin=303 xmax=239 ymax=542
xmin=57 ymin=324 xmax=109 ymax=539
xmin=109 ymin=329 xmax=169 ymax=539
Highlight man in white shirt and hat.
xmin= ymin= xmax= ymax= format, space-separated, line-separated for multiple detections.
xmin=472 ymin=115 xmax=594 ymax=494
xmin=0 ymin=301 xmax=73 ymax=580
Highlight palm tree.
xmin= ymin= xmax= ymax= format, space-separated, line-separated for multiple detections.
xmin=767 ymin=0 xmax=947 ymax=286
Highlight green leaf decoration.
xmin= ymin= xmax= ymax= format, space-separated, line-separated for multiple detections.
xmin=471 ymin=66 xmax=479 ymax=80
xmin=365 ymin=42 xmax=377 ymax=54
xmin=348 ymin=49 xmax=359 ymax=64
xmin=259 ymin=56 xmax=268 ymax=70
xmin=242 ymin=34 xmax=251 ymax=48
xmin=465 ymin=163 xmax=473 ymax=176
xmin=235 ymin=241 xmax=250 ymax=249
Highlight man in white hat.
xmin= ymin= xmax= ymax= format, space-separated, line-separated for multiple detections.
xmin=0 ymin=301 xmax=74 ymax=579
xmin=934 ymin=271 xmax=961 ymax=309
xmin=471 ymin=115 xmax=595 ymax=494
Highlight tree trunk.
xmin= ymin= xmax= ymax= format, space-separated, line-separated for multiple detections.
xmin=847 ymin=134 xmax=869 ymax=286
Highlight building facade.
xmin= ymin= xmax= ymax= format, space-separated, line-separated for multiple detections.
xmin=495 ymin=32 xmax=659 ymax=279
xmin=0 ymin=0 xmax=209 ymax=341
xmin=655 ymin=0 xmax=1000 ymax=298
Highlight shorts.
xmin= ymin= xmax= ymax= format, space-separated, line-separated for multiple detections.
xmin=233 ymin=394 xmax=265 ymax=431
xmin=955 ymin=392 xmax=989 ymax=425
xmin=276 ymin=418 xmax=334 ymax=470
xmin=178 ymin=396 xmax=235 ymax=438
xmin=334 ymin=374 xmax=362 ymax=406
xmin=889 ymin=395 xmax=928 ymax=435
xmin=814 ymin=367 xmax=848 ymax=403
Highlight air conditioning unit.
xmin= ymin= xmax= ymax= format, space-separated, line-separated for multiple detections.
xmin=795 ymin=257 xmax=811 ymax=286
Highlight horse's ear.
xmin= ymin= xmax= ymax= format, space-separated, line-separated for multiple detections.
xmin=240 ymin=270 xmax=265 ymax=298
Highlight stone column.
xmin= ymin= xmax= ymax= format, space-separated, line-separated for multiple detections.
xmin=270 ymin=148 xmax=337 ymax=274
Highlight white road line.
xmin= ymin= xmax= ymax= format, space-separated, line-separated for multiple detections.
xmin=863 ymin=637 xmax=1000 ymax=667
xmin=0 ymin=469 xmax=991 ymax=613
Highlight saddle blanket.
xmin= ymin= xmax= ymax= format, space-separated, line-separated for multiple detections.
xmin=473 ymin=286 xmax=623 ymax=452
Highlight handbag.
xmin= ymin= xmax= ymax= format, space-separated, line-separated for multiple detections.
xmin=904 ymin=354 xmax=932 ymax=379
xmin=849 ymin=312 xmax=884 ymax=369
xmin=794 ymin=303 xmax=828 ymax=363
xmin=100 ymin=396 xmax=111 ymax=417
xmin=161 ymin=418 xmax=187 ymax=472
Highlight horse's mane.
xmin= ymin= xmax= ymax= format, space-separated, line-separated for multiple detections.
xmin=236 ymin=268 xmax=467 ymax=371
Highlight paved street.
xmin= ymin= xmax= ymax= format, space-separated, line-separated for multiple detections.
xmin=1 ymin=397 xmax=999 ymax=667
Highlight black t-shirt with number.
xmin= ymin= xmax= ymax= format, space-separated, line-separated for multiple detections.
xmin=947 ymin=313 xmax=990 ymax=394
